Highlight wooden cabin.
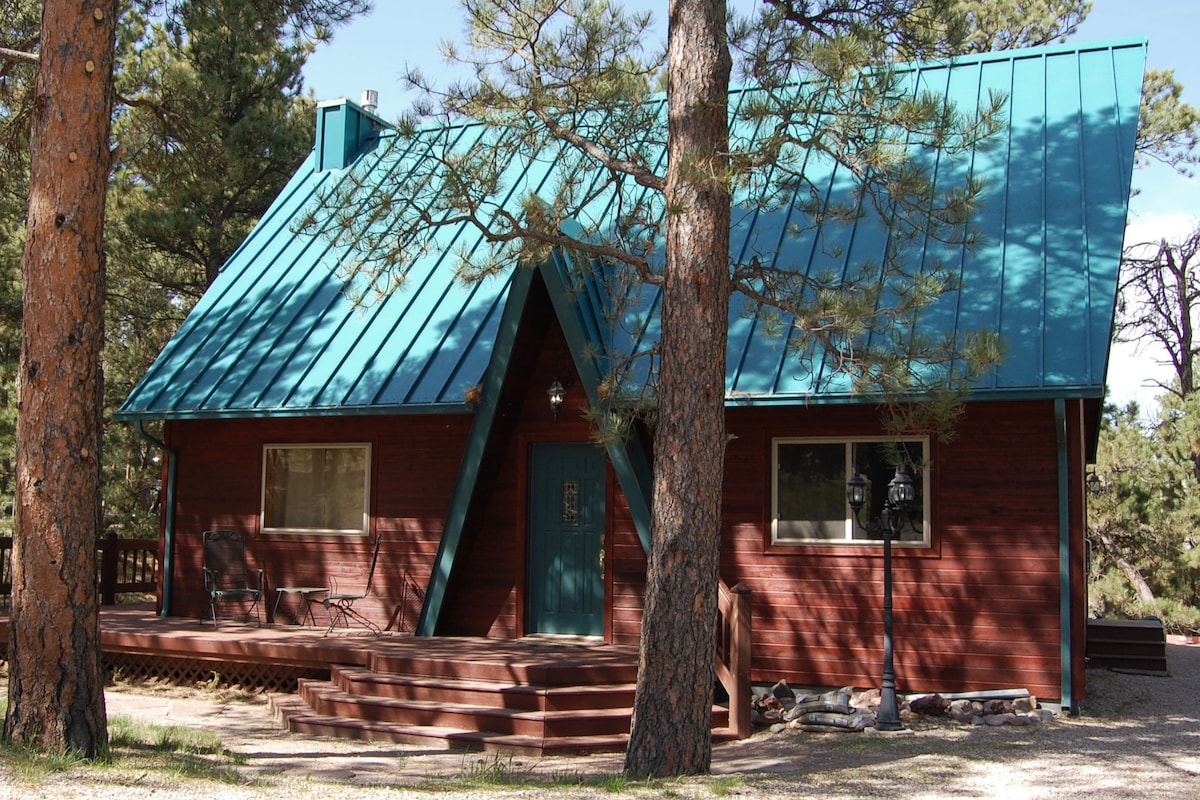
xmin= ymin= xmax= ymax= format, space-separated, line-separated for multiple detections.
xmin=117 ymin=39 xmax=1147 ymax=711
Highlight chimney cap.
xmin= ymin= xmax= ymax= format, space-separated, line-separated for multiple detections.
xmin=361 ymin=89 xmax=379 ymax=113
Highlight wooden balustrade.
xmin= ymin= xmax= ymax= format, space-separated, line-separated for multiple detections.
xmin=0 ymin=532 xmax=160 ymax=604
xmin=715 ymin=579 xmax=752 ymax=738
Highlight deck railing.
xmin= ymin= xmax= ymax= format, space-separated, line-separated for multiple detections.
xmin=0 ymin=532 xmax=160 ymax=604
xmin=715 ymin=579 xmax=752 ymax=738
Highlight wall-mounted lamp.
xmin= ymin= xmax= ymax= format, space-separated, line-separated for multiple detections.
xmin=547 ymin=378 xmax=567 ymax=419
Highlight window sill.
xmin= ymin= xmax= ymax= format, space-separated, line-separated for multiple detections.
xmin=764 ymin=540 xmax=937 ymax=557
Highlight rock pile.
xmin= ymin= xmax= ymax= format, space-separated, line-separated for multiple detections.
xmin=750 ymin=681 xmax=1056 ymax=734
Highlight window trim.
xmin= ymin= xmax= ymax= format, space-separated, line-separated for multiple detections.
xmin=770 ymin=436 xmax=931 ymax=547
xmin=260 ymin=442 xmax=372 ymax=536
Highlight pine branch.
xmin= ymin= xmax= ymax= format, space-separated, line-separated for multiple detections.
xmin=529 ymin=105 xmax=665 ymax=191
xmin=0 ymin=46 xmax=38 ymax=65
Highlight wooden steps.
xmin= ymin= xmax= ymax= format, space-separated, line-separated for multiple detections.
xmin=271 ymin=692 xmax=627 ymax=755
xmin=1086 ymin=618 xmax=1169 ymax=674
xmin=271 ymin=649 xmax=732 ymax=755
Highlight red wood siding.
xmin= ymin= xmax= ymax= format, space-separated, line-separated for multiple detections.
xmin=164 ymin=414 xmax=470 ymax=631
xmin=157 ymin=285 xmax=1085 ymax=703
xmin=721 ymin=400 xmax=1086 ymax=702
xmin=437 ymin=282 xmax=647 ymax=639
xmin=160 ymin=278 xmax=649 ymax=644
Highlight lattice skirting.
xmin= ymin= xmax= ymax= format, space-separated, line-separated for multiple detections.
xmin=103 ymin=652 xmax=329 ymax=693
xmin=0 ymin=649 xmax=328 ymax=694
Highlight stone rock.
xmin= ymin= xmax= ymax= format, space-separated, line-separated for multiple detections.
xmin=749 ymin=681 xmax=1053 ymax=734
xmin=949 ymin=699 xmax=977 ymax=723
xmin=755 ymin=694 xmax=784 ymax=713
xmin=909 ymin=694 xmax=951 ymax=717
xmin=983 ymin=699 xmax=1015 ymax=716
xmin=852 ymin=688 xmax=881 ymax=710
xmin=1013 ymin=696 xmax=1037 ymax=713
xmin=771 ymin=680 xmax=796 ymax=701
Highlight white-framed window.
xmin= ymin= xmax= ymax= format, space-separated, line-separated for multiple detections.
xmin=771 ymin=437 xmax=929 ymax=546
xmin=261 ymin=443 xmax=371 ymax=535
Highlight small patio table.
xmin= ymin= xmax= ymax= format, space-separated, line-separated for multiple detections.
xmin=271 ymin=586 xmax=328 ymax=626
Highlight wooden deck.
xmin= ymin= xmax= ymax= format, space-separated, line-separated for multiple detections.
xmin=0 ymin=604 xmax=640 ymax=689
xmin=0 ymin=605 xmax=730 ymax=754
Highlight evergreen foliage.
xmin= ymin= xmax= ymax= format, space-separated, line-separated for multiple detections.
xmin=1089 ymin=399 xmax=1200 ymax=635
xmin=0 ymin=0 xmax=39 ymax=525
xmin=102 ymin=0 xmax=367 ymax=537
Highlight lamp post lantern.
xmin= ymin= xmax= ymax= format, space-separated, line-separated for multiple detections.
xmin=847 ymin=467 xmax=916 ymax=732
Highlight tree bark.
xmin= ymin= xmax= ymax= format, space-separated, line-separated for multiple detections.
xmin=625 ymin=0 xmax=731 ymax=779
xmin=1093 ymin=527 xmax=1158 ymax=606
xmin=5 ymin=0 xmax=116 ymax=755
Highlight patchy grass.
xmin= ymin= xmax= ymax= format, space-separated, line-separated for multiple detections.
xmin=104 ymin=715 xmax=250 ymax=784
xmin=0 ymin=714 xmax=252 ymax=789
xmin=0 ymin=743 xmax=89 ymax=781
xmin=413 ymin=758 xmax=743 ymax=798
xmin=421 ymin=752 xmax=540 ymax=789
xmin=707 ymin=775 xmax=743 ymax=796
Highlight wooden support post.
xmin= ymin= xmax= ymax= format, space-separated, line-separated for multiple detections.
xmin=716 ymin=579 xmax=753 ymax=739
xmin=727 ymin=582 xmax=752 ymax=738
xmin=100 ymin=531 xmax=118 ymax=605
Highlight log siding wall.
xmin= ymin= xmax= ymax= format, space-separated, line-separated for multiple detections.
xmin=164 ymin=414 xmax=470 ymax=631
xmin=158 ymin=294 xmax=1084 ymax=702
xmin=720 ymin=399 xmax=1085 ymax=701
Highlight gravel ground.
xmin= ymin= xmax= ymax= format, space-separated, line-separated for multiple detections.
xmin=1 ymin=639 xmax=1197 ymax=799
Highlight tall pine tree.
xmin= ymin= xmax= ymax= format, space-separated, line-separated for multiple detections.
xmin=310 ymin=0 xmax=1004 ymax=775
xmin=5 ymin=0 xmax=117 ymax=755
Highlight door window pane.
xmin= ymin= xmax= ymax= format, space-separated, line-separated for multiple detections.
xmin=561 ymin=480 xmax=579 ymax=524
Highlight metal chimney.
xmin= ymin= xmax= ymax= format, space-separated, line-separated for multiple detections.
xmin=361 ymin=89 xmax=379 ymax=113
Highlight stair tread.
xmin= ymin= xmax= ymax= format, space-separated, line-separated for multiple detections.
xmin=303 ymin=680 xmax=639 ymax=719
xmin=336 ymin=666 xmax=638 ymax=694
xmin=272 ymin=694 xmax=631 ymax=753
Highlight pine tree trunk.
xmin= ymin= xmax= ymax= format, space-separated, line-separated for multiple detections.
xmin=625 ymin=0 xmax=731 ymax=779
xmin=5 ymin=0 xmax=116 ymax=756
xmin=1094 ymin=528 xmax=1158 ymax=606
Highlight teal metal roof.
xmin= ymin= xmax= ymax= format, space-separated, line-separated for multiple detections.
xmin=117 ymin=38 xmax=1146 ymax=421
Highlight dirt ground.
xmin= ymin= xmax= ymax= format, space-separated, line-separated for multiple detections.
xmin=2 ymin=638 xmax=1198 ymax=799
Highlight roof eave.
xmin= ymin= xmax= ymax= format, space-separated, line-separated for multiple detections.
xmin=112 ymin=402 xmax=476 ymax=422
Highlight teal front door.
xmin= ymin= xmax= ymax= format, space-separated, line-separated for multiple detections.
xmin=527 ymin=444 xmax=606 ymax=636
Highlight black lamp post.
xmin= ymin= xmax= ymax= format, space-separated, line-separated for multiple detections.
xmin=847 ymin=467 xmax=916 ymax=732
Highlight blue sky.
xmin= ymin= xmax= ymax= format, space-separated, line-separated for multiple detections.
xmin=302 ymin=1 xmax=1200 ymax=408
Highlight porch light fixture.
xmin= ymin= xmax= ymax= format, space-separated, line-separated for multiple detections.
xmin=847 ymin=467 xmax=916 ymax=732
xmin=547 ymin=379 xmax=566 ymax=419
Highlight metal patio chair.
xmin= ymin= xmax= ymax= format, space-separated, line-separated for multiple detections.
xmin=202 ymin=529 xmax=263 ymax=628
xmin=323 ymin=534 xmax=382 ymax=635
